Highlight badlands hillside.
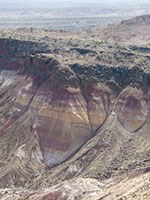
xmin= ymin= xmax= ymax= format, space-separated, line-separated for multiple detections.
xmin=0 ymin=15 xmax=150 ymax=199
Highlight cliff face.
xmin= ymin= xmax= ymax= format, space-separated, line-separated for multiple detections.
xmin=0 ymin=37 xmax=150 ymax=191
xmin=0 ymin=16 xmax=150 ymax=200
xmin=0 ymin=47 xmax=114 ymax=168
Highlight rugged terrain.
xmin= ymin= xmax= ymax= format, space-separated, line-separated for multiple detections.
xmin=90 ymin=14 xmax=150 ymax=45
xmin=0 ymin=15 xmax=150 ymax=199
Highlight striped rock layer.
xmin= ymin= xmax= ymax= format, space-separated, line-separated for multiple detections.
xmin=0 ymin=57 xmax=149 ymax=167
xmin=115 ymin=87 xmax=148 ymax=132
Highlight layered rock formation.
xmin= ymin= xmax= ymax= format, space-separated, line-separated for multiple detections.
xmin=115 ymin=87 xmax=148 ymax=132
xmin=1 ymin=54 xmax=148 ymax=169
xmin=33 ymin=86 xmax=92 ymax=167
xmin=0 ymin=16 xmax=150 ymax=199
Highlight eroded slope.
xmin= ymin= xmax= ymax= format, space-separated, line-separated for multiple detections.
xmin=0 ymin=37 xmax=149 ymax=191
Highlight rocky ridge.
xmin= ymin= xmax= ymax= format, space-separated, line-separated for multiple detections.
xmin=90 ymin=14 xmax=150 ymax=46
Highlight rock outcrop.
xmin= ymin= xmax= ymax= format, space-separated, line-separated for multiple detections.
xmin=1 ymin=52 xmax=149 ymax=169
xmin=0 ymin=16 xmax=150 ymax=198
